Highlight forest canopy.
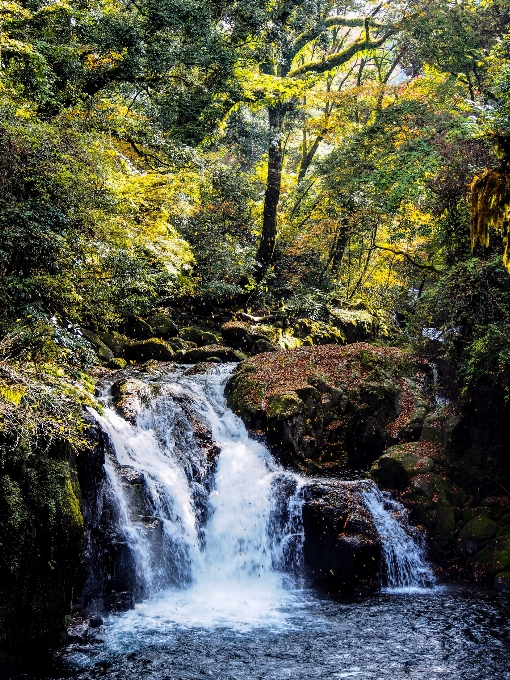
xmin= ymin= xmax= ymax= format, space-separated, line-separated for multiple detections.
xmin=2 ymin=0 xmax=510 ymax=449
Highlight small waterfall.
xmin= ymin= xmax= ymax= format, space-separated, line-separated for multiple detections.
xmin=362 ymin=483 xmax=436 ymax=592
xmin=87 ymin=364 xmax=304 ymax=625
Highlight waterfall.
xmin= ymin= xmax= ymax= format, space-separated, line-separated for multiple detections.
xmin=88 ymin=364 xmax=304 ymax=626
xmin=84 ymin=363 xmax=436 ymax=627
xmin=362 ymin=484 xmax=436 ymax=592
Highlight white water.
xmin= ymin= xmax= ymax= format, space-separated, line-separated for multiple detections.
xmin=90 ymin=363 xmax=435 ymax=633
xmin=363 ymin=484 xmax=436 ymax=593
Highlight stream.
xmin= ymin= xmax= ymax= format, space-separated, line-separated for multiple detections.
xmin=4 ymin=364 xmax=510 ymax=679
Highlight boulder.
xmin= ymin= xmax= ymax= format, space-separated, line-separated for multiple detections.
xmin=221 ymin=321 xmax=278 ymax=354
xmin=146 ymin=311 xmax=178 ymax=339
xmin=293 ymin=318 xmax=346 ymax=346
xmin=226 ymin=344 xmax=423 ymax=470
xmin=328 ymin=308 xmax=377 ymax=343
xmin=96 ymin=331 xmax=131 ymax=356
xmin=456 ymin=516 xmax=499 ymax=559
xmin=371 ymin=442 xmax=435 ymax=491
xmin=180 ymin=345 xmax=246 ymax=364
xmin=123 ymin=338 xmax=174 ymax=362
xmin=81 ymin=329 xmax=114 ymax=363
xmin=467 ymin=524 xmax=510 ymax=582
xmin=179 ymin=327 xmax=222 ymax=346
xmin=493 ymin=571 xmax=510 ymax=594
xmin=111 ymin=379 xmax=151 ymax=423
xmin=301 ymin=480 xmax=381 ymax=591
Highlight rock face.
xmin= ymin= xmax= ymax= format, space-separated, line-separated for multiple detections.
xmin=301 ymin=480 xmax=381 ymax=591
xmin=0 ymin=438 xmax=84 ymax=648
xmin=226 ymin=343 xmax=430 ymax=471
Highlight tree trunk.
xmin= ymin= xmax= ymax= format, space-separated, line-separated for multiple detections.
xmin=255 ymin=105 xmax=286 ymax=279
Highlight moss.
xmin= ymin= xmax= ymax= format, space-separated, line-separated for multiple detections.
xmin=459 ymin=516 xmax=499 ymax=543
xmin=0 ymin=447 xmax=84 ymax=649
xmin=467 ymin=524 xmax=510 ymax=581
xmin=267 ymin=392 xmax=304 ymax=420
xmin=370 ymin=443 xmax=434 ymax=490
xmin=179 ymin=327 xmax=222 ymax=346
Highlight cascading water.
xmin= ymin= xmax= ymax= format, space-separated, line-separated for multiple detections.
xmin=88 ymin=364 xmax=304 ymax=628
xmin=363 ymin=484 xmax=436 ymax=592
xmin=85 ymin=362 xmax=436 ymax=634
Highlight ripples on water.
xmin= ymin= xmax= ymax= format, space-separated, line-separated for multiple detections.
xmin=2 ymin=585 xmax=509 ymax=679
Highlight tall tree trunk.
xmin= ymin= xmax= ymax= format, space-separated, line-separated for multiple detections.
xmin=255 ymin=104 xmax=286 ymax=279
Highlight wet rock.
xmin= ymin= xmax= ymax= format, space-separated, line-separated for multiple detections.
xmin=111 ymin=378 xmax=151 ymax=423
xmin=96 ymin=331 xmax=131 ymax=356
xmin=89 ymin=614 xmax=104 ymax=628
xmin=493 ymin=570 xmax=510 ymax=594
xmin=67 ymin=622 xmax=89 ymax=643
xmin=106 ymin=591 xmax=135 ymax=612
xmin=123 ymin=338 xmax=174 ymax=362
xmin=301 ymin=480 xmax=380 ymax=591
xmin=181 ymin=345 xmax=246 ymax=364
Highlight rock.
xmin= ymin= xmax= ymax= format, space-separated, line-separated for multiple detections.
xmin=493 ymin=571 xmax=510 ymax=594
xmin=180 ymin=345 xmax=246 ymax=364
xmin=456 ymin=516 xmax=499 ymax=559
xmin=88 ymin=614 xmax=103 ymax=628
xmin=111 ymin=379 xmax=151 ymax=422
xmin=221 ymin=321 xmax=277 ymax=354
xmin=146 ymin=311 xmax=178 ymax=338
xmin=123 ymin=338 xmax=174 ymax=362
xmin=67 ymin=622 xmax=89 ymax=643
xmin=301 ymin=480 xmax=380 ymax=591
xmin=227 ymin=344 xmax=421 ymax=470
xmin=179 ymin=327 xmax=222 ymax=346
xmin=371 ymin=442 xmax=435 ymax=491
xmin=467 ymin=524 xmax=510 ymax=582
xmin=96 ymin=331 xmax=131 ymax=355
xmin=81 ymin=328 xmax=114 ymax=362
xmin=293 ymin=318 xmax=346 ymax=346
xmin=106 ymin=357 xmax=127 ymax=370
xmin=184 ymin=362 xmax=215 ymax=376
xmin=107 ymin=590 xmax=135 ymax=612
xmin=328 ymin=308 xmax=377 ymax=343
xmin=119 ymin=316 xmax=155 ymax=340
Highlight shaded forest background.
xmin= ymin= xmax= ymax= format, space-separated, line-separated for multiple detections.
xmin=2 ymin=0 xmax=510 ymax=474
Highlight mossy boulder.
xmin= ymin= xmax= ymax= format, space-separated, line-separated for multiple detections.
xmin=146 ymin=311 xmax=178 ymax=339
xmin=221 ymin=321 xmax=277 ymax=354
xmin=123 ymin=338 xmax=174 ymax=362
xmin=456 ymin=516 xmax=499 ymax=558
xmin=179 ymin=327 xmax=222 ymax=346
xmin=467 ymin=524 xmax=510 ymax=582
xmin=111 ymin=378 xmax=151 ymax=423
xmin=81 ymin=329 xmax=114 ymax=363
xmin=293 ymin=319 xmax=346 ymax=346
xmin=328 ymin=308 xmax=378 ymax=343
xmin=371 ymin=442 xmax=435 ymax=491
xmin=0 ymin=444 xmax=84 ymax=648
xmin=226 ymin=343 xmax=424 ymax=470
xmin=493 ymin=570 xmax=510 ymax=594
xmin=180 ymin=345 xmax=246 ymax=364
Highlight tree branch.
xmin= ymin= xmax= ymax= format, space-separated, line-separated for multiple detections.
xmin=288 ymin=30 xmax=394 ymax=77
xmin=373 ymin=244 xmax=439 ymax=271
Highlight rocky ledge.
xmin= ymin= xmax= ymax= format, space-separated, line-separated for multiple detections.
xmin=226 ymin=343 xmax=430 ymax=471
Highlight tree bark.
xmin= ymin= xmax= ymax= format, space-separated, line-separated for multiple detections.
xmin=255 ymin=104 xmax=287 ymax=278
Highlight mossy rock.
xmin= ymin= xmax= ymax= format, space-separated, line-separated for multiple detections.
xmin=146 ymin=311 xmax=178 ymax=338
xmin=81 ymin=329 xmax=114 ymax=363
xmin=0 ymin=450 xmax=84 ymax=648
xmin=267 ymin=392 xmax=304 ymax=420
xmin=96 ymin=331 xmax=131 ymax=355
xmin=123 ymin=338 xmax=174 ymax=362
xmin=180 ymin=345 xmax=246 ymax=364
xmin=221 ymin=321 xmax=277 ymax=354
xmin=328 ymin=308 xmax=377 ymax=343
xmin=179 ymin=327 xmax=222 ymax=346
xmin=293 ymin=319 xmax=346 ymax=346
xmin=467 ymin=524 xmax=510 ymax=581
xmin=371 ymin=443 xmax=434 ymax=491
xmin=493 ymin=571 xmax=510 ymax=594
xmin=456 ymin=516 xmax=499 ymax=559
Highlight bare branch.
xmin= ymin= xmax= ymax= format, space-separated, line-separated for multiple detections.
xmin=373 ymin=244 xmax=439 ymax=271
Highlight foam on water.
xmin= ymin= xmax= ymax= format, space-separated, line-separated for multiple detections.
xmin=88 ymin=363 xmax=436 ymax=640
